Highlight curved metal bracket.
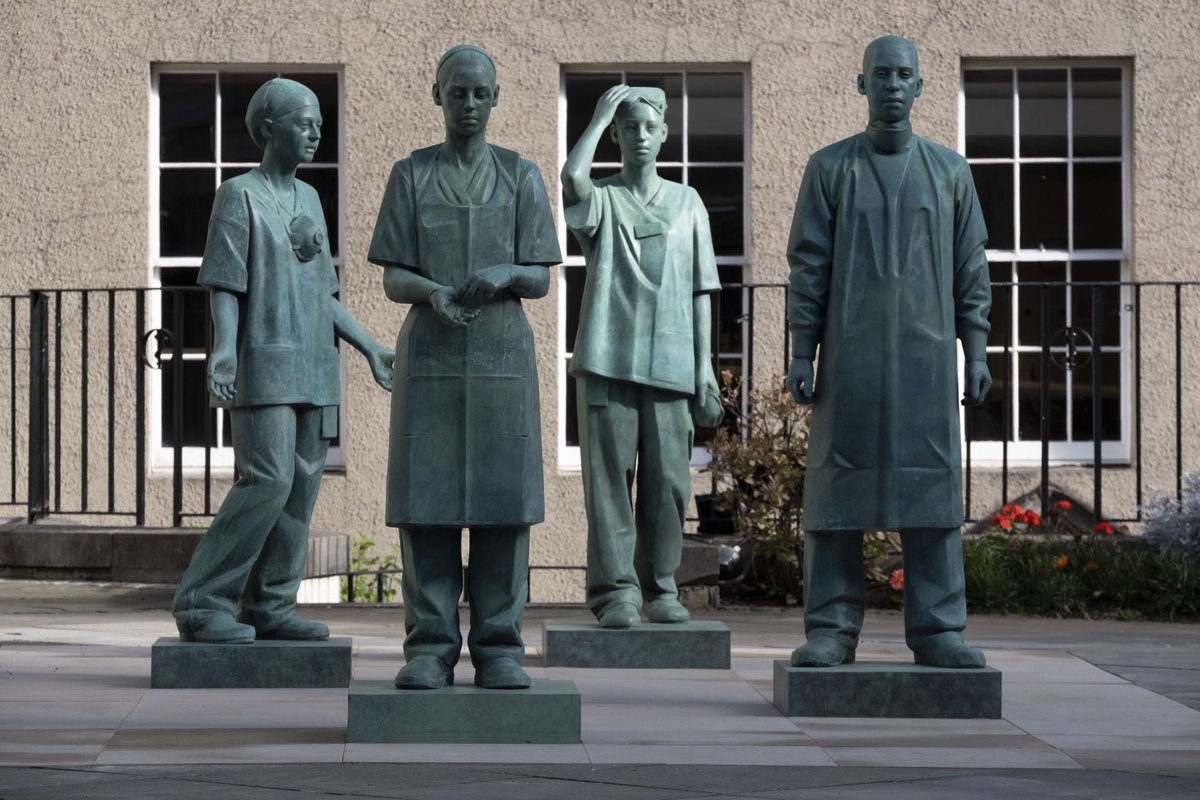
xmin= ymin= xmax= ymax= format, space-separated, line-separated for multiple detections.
xmin=142 ymin=328 xmax=174 ymax=370
xmin=1051 ymin=326 xmax=1093 ymax=372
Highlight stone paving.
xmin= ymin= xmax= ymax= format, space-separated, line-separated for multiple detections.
xmin=1 ymin=580 xmax=1199 ymax=798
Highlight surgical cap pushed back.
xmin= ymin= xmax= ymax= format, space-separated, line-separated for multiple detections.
xmin=616 ymin=87 xmax=668 ymax=118
xmin=245 ymin=78 xmax=319 ymax=150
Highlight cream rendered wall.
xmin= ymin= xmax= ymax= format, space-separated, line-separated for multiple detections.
xmin=1 ymin=0 xmax=1198 ymax=600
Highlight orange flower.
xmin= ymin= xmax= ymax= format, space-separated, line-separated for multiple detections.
xmin=1084 ymin=561 xmax=1101 ymax=572
xmin=1053 ymin=499 xmax=1072 ymax=512
xmin=1093 ymin=521 xmax=1116 ymax=536
xmin=1021 ymin=510 xmax=1042 ymax=527
xmin=1002 ymin=503 xmax=1023 ymax=518
xmin=889 ymin=569 xmax=905 ymax=591
xmin=1053 ymin=554 xmax=1070 ymax=570
xmin=997 ymin=516 xmax=1013 ymax=530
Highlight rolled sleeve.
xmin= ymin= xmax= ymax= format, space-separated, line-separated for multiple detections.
xmin=196 ymin=184 xmax=249 ymax=294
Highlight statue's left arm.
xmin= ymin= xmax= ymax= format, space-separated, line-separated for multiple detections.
xmin=330 ymin=298 xmax=394 ymax=392
xmin=786 ymin=156 xmax=834 ymax=405
xmin=953 ymin=159 xmax=993 ymax=407
xmin=690 ymin=190 xmax=723 ymax=428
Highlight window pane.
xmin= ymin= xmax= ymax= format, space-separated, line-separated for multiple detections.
xmin=564 ymin=265 xmax=585 ymax=352
xmin=221 ymin=166 xmax=252 ymax=183
xmin=1072 ymin=352 xmax=1122 ymax=441
xmin=1073 ymin=163 xmax=1122 ymax=250
xmin=986 ymin=263 xmax=1013 ymax=348
xmin=565 ymin=372 xmax=579 ymax=447
xmin=715 ymin=265 xmax=744 ymax=354
xmin=297 ymin=166 xmax=339 ymax=257
xmin=971 ymin=163 xmax=1014 ymax=250
xmin=1017 ymin=262 xmax=1066 ymax=347
xmin=967 ymin=351 xmax=1012 ymax=441
xmin=565 ymin=73 xmax=623 ymax=164
xmin=689 ymin=166 xmax=744 ymax=256
xmin=625 ymin=72 xmax=683 ymax=162
xmin=688 ymin=73 xmax=744 ymax=162
xmin=964 ymin=69 xmax=1014 ymax=158
xmin=283 ymin=73 xmax=339 ymax=164
xmin=1071 ymin=261 xmax=1121 ymax=347
xmin=1019 ymin=164 xmax=1067 ymax=250
xmin=160 ymin=73 xmax=215 ymax=163
xmin=1018 ymin=69 xmax=1067 ymax=157
xmin=1018 ymin=353 xmax=1067 ymax=441
xmin=159 ymin=268 xmax=209 ymax=352
xmin=159 ymin=168 xmax=216 ymax=257
xmin=220 ymin=72 xmax=274 ymax=164
xmin=1073 ymin=68 xmax=1122 ymax=157
xmin=161 ymin=358 xmax=219 ymax=447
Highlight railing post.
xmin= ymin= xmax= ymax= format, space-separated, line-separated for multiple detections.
xmin=27 ymin=291 xmax=49 ymax=523
xmin=135 ymin=291 xmax=146 ymax=526
xmin=172 ymin=289 xmax=184 ymax=527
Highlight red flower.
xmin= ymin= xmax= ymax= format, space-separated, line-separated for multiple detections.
xmin=1021 ymin=510 xmax=1042 ymax=527
xmin=1053 ymin=554 xmax=1070 ymax=570
xmin=1053 ymin=499 xmax=1072 ymax=512
xmin=1002 ymin=503 xmax=1023 ymax=518
xmin=889 ymin=569 xmax=905 ymax=591
xmin=1093 ymin=521 xmax=1116 ymax=536
xmin=996 ymin=516 xmax=1013 ymax=530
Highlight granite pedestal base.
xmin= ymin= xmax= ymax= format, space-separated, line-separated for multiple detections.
xmin=773 ymin=660 xmax=1002 ymax=718
xmin=542 ymin=620 xmax=731 ymax=669
xmin=150 ymin=637 xmax=352 ymax=689
xmin=346 ymin=679 xmax=582 ymax=743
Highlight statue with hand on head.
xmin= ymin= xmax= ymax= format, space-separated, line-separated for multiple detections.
xmin=172 ymin=78 xmax=395 ymax=644
xmin=562 ymin=84 xmax=724 ymax=630
xmin=785 ymin=36 xmax=992 ymax=668
xmin=367 ymin=45 xmax=561 ymax=690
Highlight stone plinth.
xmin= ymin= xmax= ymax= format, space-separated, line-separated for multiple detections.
xmin=773 ymin=660 xmax=1002 ymax=718
xmin=542 ymin=620 xmax=731 ymax=669
xmin=346 ymin=679 xmax=581 ymax=743
xmin=150 ymin=637 xmax=352 ymax=689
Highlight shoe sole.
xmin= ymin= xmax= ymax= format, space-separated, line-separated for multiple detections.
xmin=394 ymin=676 xmax=454 ymax=690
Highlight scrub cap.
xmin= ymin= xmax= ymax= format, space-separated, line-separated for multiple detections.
xmin=435 ymin=44 xmax=497 ymax=84
xmin=245 ymin=78 xmax=320 ymax=150
xmin=617 ymin=87 xmax=668 ymax=118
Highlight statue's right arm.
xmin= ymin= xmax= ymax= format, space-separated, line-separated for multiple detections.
xmin=786 ymin=157 xmax=834 ymax=406
xmin=208 ymin=288 xmax=239 ymax=402
xmin=382 ymin=265 xmax=443 ymax=305
xmin=562 ymin=84 xmax=632 ymax=207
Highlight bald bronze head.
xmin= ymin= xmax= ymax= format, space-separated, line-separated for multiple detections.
xmin=857 ymin=35 xmax=922 ymax=127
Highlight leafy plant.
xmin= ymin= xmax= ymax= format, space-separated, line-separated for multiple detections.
xmin=341 ymin=531 xmax=402 ymax=603
xmin=1142 ymin=468 xmax=1200 ymax=562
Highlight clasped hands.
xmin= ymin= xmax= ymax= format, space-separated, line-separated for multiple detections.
xmin=785 ymin=357 xmax=992 ymax=407
xmin=429 ymin=263 xmax=515 ymax=328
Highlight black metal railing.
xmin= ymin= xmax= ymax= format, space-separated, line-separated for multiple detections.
xmin=13 ymin=280 xmax=1199 ymax=529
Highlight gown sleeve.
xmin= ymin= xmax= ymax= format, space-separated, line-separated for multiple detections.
xmin=196 ymin=182 xmax=250 ymax=294
xmin=786 ymin=155 xmax=836 ymax=361
xmin=952 ymin=159 xmax=992 ymax=362
xmin=367 ymin=160 xmax=420 ymax=271
xmin=689 ymin=188 xmax=721 ymax=294
xmin=514 ymin=160 xmax=563 ymax=266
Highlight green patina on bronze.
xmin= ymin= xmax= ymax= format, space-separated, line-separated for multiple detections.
xmin=368 ymin=46 xmax=560 ymax=689
xmin=173 ymin=78 xmax=395 ymax=645
xmin=563 ymin=84 xmax=723 ymax=629
xmin=785 ymin=37 xmax=992 ymax=669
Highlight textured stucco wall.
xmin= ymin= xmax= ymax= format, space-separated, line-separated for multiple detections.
xmin=2 ymin=0 xmax=1199 ymax=599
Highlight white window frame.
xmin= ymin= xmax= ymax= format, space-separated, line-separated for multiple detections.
xmin=149 ymin=64 xmax=346 ymax=474
xmin=958 ymin=59 xmax=1132 ymax=466
xmin=556 ymin=65 xmax=752 ymax=471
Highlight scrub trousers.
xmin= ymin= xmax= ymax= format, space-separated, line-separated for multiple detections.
xmin=173 ymin=404 xmax=330 ymax=636
xmin=803 ymin=527 xmax=970 ymax=651
xmin=577 ymin=376 xmax=694 ymax=618
xmin=399 ymin=526 xmax=529 ymax=668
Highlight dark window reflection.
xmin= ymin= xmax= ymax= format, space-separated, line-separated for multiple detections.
xmin=1073 ymin=68 xmax=1122 ymax=158
xmin=564 ymin=73 xmax=623 ymax=164
xmin=971 ymin=163 xmax=1014 ymax=250
xmin=160 ymin=73 xmax=215 ymax=163
xmin=964 ymin=69 xmax=1014 ymax=158
xmin=161 ymin=358 xmax=219 ymax=447
xmin=565 ymin=372 xmax=579 ymax=447
xmin=715 ymin=265 xmax=744 ymax=355
xmin=1074 ymin=163 xmax=1122 ymax=250
xmin=625 ymin=72 xmax=683 ymax=162
xmin=1020 ymin=164 xmax=1067 ymax=250
xmin=158 ymin=268 xmax=209 ymax=353
xmin=1019 ymin=69 xmax=1067 ymax=157
xmin=1072 ymin=352 xmax=1122 ymax=441
xmin=220 ymin=72 xmax=274 ymax=164
xmin=1018 ymin=353 xmax=1067 ymax=441
xmin=160 ymin=168 xmax=216 ymax=257
xmin=282 ymin=73 xmax=339 ymax=164
xmin=1017 ymin=262 xmax=1066 ymax=347
xmin=688 ymin=73 xmax=744 ymax=162
xmin=564 ymin=265 xmax=585 ymax=351
xmin=968 ymin=351 xmax=1012 ymax=441
xmin=986 ymin=263 xmax=1013 ymax=348
xmin=221 ymin=166 xmax=252 ymax=184
xmin=297 ymin=166 xmax=339 ymax=257
xmin=689 ymin=166 xmax=743 ymax=256
xmin=1071 ymin=261 xmax=1121 ymax=347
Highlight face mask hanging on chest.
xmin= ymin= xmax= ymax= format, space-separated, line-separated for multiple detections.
xmin=285 ymin=212 xmax=325 ymax=262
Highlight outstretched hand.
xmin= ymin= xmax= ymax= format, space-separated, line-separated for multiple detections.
xmin=429 ymin=286 xmax=478 ymax=328
xmin=786 ymin=357 xmax=815 ymax=405
xmin=962 ymin=360 xmax=992 ymax=407
xmin=691 ymin=366 xmax=724 ymax=429
xmin=208 ymin=350 xmax=237 ymax=402
xmin=369 ymin=346 xmax=395 ymax=392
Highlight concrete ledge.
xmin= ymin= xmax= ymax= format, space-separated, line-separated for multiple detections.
xmin=772 ymin=660 xmax=1002 ymax=718
xmin=150 ymin=636 xmax=352 ymax=689
xmin=543 ymin=619 xmax=731 ymax=669
xmin=347 ymin=679 xmax=582 ymax=743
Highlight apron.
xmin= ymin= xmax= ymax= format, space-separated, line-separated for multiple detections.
xmin=386 ymin=145 xmax=544 ymax=527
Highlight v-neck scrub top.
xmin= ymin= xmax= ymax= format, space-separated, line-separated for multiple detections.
xmin=565 ymin=176 xmax=721 ymax=396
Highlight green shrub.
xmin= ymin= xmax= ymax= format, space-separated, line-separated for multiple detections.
xmin=340 ymin=532 xmax=401 ymax=603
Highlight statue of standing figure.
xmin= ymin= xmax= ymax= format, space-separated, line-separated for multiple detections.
xmin=173 ymin=78 xmax=395 ymax=644
xmin=562 ymin=85 xmax=724 ymax=630
xmin=786 ymin=36 xmax=993 ymax=668
xmin=368 ymin=45 xmax=561 ymax=689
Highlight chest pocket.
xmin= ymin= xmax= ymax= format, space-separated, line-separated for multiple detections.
xmin=633 ymin=220 xmax=668 ymax=287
